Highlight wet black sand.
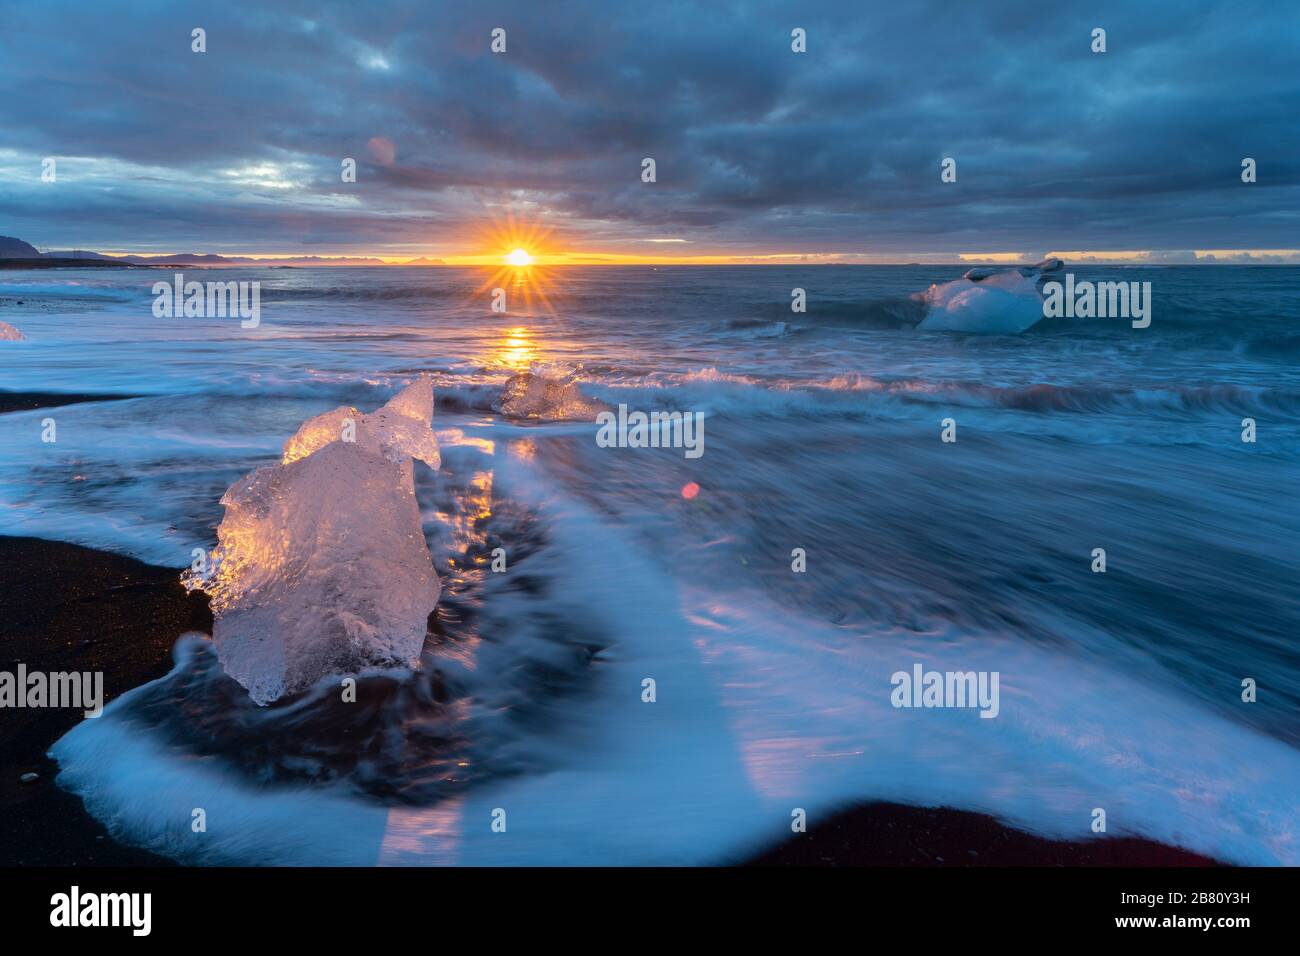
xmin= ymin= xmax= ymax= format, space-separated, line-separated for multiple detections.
xmin=0 ymin=392 xmax=140 ymax=414
xmin=0 ymin=535 xmax=208 ymax=865
xmin=748 ymin=801 xmax=1218 ymax=866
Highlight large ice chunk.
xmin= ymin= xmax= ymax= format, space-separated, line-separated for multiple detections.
xmin=0 ymin=321 xmax=23 ymax=341
xmin=184 ymin=377 xmax=441 ymax=704
xmin=917 ymin=260 xmax=1061 ymax=334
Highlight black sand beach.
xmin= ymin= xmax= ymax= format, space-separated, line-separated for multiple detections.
xmin=0 ymin=390 xmax=1224 ymax=868
xmin=0 ymin=534 xmax=207 ymax=866
xmin=749 ymin=802 xmax=1218 ymax=867
xmin=0 ymin=392 xmax=138 ymax=415
xmin=0 ymin=530 xmax=1221 ymax=868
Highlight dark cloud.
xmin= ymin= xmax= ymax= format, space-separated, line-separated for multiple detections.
xmin=0 ymin=0 xmax=1296 ymax=255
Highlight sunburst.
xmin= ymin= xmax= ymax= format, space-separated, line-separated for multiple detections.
xmin=470 ymin=208 xmax=561 ymax=318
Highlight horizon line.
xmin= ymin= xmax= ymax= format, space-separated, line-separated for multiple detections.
xmin=82 ymin=247 xmax=1300 ymax=267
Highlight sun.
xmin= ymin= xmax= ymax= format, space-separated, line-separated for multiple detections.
xmin=467 ymin=210 xmax=559 ymax=316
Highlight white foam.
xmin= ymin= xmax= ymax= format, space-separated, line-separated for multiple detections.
xmin=52 ymin=451 xmax=1300 ymax=865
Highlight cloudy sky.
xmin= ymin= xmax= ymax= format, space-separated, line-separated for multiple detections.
xmin=1 ymin=0 xmax=1297 ymax=262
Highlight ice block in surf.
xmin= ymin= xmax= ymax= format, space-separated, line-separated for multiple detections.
xmin=492 ymin=361 xmax=604 ymax=420
xmin=184 ymin=376 xmax=441 ymax=704
xmin=916 ymin=258 xmax=1063 ymax=333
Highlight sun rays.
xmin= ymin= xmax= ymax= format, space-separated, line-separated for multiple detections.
xmin=470 ymin=209 xmax=561 ymax=317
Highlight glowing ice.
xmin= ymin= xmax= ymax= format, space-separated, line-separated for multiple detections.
xmin=184 ymin=377 xmax=441 ymax=705
xmin=0 ymin=321 xmax=23 ymax=341
xmin=917 ymin=258 xmax=1063 ymax=334
xmin=493 ymin=361 xmax=603 ymax=420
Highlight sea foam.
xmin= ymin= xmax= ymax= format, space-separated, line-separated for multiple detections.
xmin=51 ymin=451 xmax=1300 ymax=865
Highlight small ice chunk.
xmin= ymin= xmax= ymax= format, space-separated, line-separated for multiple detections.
xmin=185 ymin=377 xmax=441 ymax=705
xmin=963 ymin=257 xmax=1063 ymax=282
xmin=493 ymin=361 xmax=604 ymax=420
xmin=0 ymin=321 xmax=24 ymax=341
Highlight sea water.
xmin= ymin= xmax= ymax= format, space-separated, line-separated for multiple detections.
xmin=1 ymin=264 xmax=1297 ymax=864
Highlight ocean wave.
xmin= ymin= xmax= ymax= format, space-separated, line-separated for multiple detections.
xmin=712 ymin=317 xmax=798 ymax=339
xmin=911 ymin=381 xmax=1300 ymax=417
xmin=0 ymin=280 xmax=133 ymax=301
xmin=50 ymin=452 xmax=1300 ymax=865
xmin=579 ymin=371 xmax=1300 ymax=424
xmin=791 ymin=295 xmax=928 ymax=330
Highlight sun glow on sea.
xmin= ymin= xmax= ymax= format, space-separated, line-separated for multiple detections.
xmin=505 ymin=248 xmax=532 ymax=267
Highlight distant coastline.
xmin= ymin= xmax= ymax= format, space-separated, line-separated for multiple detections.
xmin=0 ymin=258 xmax=185 ymax=270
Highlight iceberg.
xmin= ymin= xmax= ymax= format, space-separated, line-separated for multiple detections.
xmin=184 ymin=377 xmax=441 ymax=705
xmin=916 ymin=258 xmax=1063 ymax=334
xmin=0 ymin=321 xmax=23 ymax=341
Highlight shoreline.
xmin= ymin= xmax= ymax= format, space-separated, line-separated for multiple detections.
xmin=0 ymin=378 xmax=1225 ymax=867
xmin=0 ymin=391 xmax=141 ymax=414
xmin=0 ymin=531 xmax=1224 ymax=868
xmin=0 ymin=258 xmax=186 ymax=269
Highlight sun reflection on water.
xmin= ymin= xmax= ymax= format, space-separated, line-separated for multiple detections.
xmin=494 ymin=325 xmax=538 ymax=371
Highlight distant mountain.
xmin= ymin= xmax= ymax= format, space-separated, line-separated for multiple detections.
xmin=45 ymin=249 xmax=115 ymax=260
xmin=402 ymin=257 xmax=446 ymax=265
xmin=119 ymin=253 xmax=233 ymax=264
xmin=112 ymin=252 xmax=392 ymax=266
xmin=115 ymin=253 xmax=261 ymax=264
xmin=0 ymin=235 xmax=414 ymax=267
xmin=0 ymin=236 xmax=41 ymax=258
